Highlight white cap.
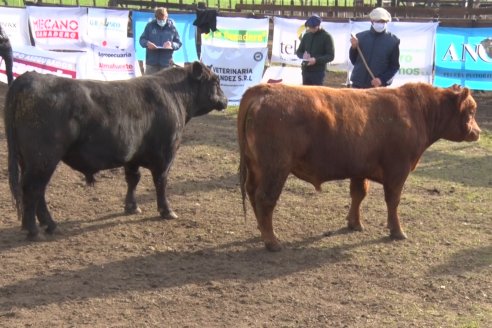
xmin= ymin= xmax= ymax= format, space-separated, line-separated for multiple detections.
xmin=369 ymin=7 xmax=392 ymax=22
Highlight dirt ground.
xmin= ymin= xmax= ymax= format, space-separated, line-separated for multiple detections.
xmin=0 ymin=79 xmax=490 ymax=327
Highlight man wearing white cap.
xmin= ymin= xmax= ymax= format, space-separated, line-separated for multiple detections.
xmin=349 ymin=7 xmax=400 ymax=88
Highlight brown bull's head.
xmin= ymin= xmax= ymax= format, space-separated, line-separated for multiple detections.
xmin=448 ymin=85 xmax=481 ymax=142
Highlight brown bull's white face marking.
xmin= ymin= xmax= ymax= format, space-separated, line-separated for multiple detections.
xmin=462 ymin=91 xmax=481 ymax=142
xmin=464 ymin=110 xmax=481 ymax=142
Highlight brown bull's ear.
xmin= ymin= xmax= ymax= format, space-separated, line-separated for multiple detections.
xmin=457 ymin=87 xmax=475 ymax=113
xmin=191 ymin=61 xmax=204 ymax=80
xmin=450 ymin=84 xmax=462 ymax=93
xmin=459 ymin=87 xmax=471 ymax=103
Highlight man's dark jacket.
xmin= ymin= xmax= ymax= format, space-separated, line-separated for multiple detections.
xmin=296 ymin=28 xmax=335 ymax=73
xmin=349 ymin=28 xmax=400 ymax=88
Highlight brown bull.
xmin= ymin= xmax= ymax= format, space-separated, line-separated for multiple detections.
xmin=237 ymin=83 xmax=480 ymax=251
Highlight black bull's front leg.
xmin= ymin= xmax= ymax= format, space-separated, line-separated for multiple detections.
xmin=123 ymin=161 xmax=178 ymax=220
xmin=152 ymin=167 xmax=178 ymax=220
xmin=150 ymin=144 xmax=179 ymax=220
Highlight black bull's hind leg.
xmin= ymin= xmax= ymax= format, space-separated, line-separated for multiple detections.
xmin=22 ymin=167 xmax=57 ymax=240
xmin=36 ymin=193 xmax=57 ymax=234
xmin=124 ymin=165 xmax=142 ymax=214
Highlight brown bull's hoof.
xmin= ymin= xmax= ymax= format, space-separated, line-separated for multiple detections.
xmin=390 ymin=230 xmax=408 ymax=240
xmin=161 ymin=210 xmax=178 ymax=220
xmin=265 ymin=241 xmax=282 ymax=252
xmin=125 ymin=206 xmax=142 ymax=215
xmin=347 ymin=222 xmax=364 ymax=231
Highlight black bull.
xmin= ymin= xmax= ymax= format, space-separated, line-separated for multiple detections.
xmin=4 ymin=61 xmax=228 ymax=240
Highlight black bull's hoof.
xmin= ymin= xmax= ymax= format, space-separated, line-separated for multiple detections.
xmin=161 ymin=210 xmax=178 ymax=220
xmin=125 ymin=206 xmax=142 ymax=215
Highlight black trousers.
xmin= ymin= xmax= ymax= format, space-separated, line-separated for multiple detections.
xmin=0 ymin=46 xmax=13 ymax=86
xmin=302 ymin=70 xmax=325 ymax=86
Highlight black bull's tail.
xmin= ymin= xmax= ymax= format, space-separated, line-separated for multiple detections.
xmin=4 ymin=84 xmax=23 ymax=220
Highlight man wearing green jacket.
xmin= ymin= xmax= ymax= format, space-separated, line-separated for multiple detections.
xmin=296 ymin=15 xmax=335 ymax=86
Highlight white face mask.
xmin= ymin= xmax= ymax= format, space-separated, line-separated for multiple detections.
xmin=372 ymin=22 xmax=387 ymax=33
xmin=157 ymin=19 xmax=166 ymax=27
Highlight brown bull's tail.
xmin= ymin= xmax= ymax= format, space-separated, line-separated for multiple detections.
xmin=4 ymin=82 xmax=23 ymax=220
xmin=238 ymin=149 xmax=247 ymax=220
xmin=237 ymin=88 xmax=257 ymax=220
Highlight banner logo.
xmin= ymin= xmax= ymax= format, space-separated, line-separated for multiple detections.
xmin=32 ymin=18 xmax=79 ymax=40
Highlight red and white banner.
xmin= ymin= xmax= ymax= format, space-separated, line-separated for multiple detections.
xmin=27 ymin=6 xmax=88 ymax=51
xmin=81 ymin=38 xmax=139 ymax=80
xmin=11 ymin=45 xmax=82 ymax=81
xmin=4 ymin=43 xmax=139 ymax=84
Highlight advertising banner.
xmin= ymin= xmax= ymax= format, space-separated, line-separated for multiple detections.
xmin=8 ymin=45 xmax=82 ymax=83
xmin=200 ymin=16 xmax=269 ymax=104
xmin=132 ymin=12 xmax=198 ymax=65
xmin=349 ymin=21 xmax=437 ymax=87
xmin=27 ymin=6 xmax=88 ymax=50
xmin=80 ymin=38 xmax=138 ymax=80
xmin=87 ymin=8 xmax=129 ymax=49
xmin=261 ymin=66 xmax=302 ymax=85
xmin=0 ymin=7 xmax=31 ymax=46
xmin=201 ymin=17 xmax=269 ymax=48
xmin=271 ymin=17 xmax=350 ymax=69
xmin=434 ymin=27 xmax=492 ymax=90
xmin=201 ymin=45 xmax=267 ymax=105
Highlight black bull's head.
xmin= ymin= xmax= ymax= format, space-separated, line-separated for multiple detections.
xmin=189 ymin=61 xmax=228 ymax=116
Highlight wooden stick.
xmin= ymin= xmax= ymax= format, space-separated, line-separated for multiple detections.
xmin=352 ymin=34 xmax=376 ymax=81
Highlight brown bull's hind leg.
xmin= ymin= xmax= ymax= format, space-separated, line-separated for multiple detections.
xmin=383 ymin=183 xmax=407 ymax=240
xmin=250 ymin=169 xmax=289 ymax=252
xmin=255 ymin=191 xmax=281 ymax=252
xmin=346 ymin=178 xmax=369 ymax=231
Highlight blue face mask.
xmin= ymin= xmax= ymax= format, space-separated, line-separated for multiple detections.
xmin=157 ymin=19 xmax=166 ymax=27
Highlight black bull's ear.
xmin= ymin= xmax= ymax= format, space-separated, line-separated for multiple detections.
xmin=191 ymin=61 xmax=205 ymax=80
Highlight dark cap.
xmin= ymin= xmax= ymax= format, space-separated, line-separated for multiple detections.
xmin=305 ymin=15 xmax=322 ymax=27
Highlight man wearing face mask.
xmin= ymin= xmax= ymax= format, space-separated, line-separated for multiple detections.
xmin=349 ymin=7 xmax=400 ymax=88
xmin=139 ymin=7 xmax=182 ymax=75
xmin=296 ymin=15 xmax=335 ymax=86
